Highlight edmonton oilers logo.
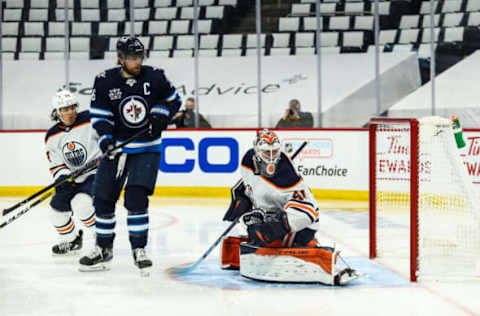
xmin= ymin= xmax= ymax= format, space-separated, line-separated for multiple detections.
xmin=119 ymin=95 xmax=148 ymax=128
xmin=62 ymin=141 xmax=87 ymax=167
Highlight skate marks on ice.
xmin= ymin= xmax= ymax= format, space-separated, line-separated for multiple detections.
xmin=169 ymin=257 xmax=411 ymax=290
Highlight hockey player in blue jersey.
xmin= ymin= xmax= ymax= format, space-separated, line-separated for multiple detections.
xmin=79 ymin=36 xmax=181 ymax=275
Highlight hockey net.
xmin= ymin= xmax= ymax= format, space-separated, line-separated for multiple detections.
xmin=369 ymin=117 xmax=480 ymax=282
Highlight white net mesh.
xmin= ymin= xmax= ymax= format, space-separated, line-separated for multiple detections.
xmin=373 ymin=117 xmax=480 ymax=281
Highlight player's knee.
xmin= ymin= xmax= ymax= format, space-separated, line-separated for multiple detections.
xmin=49 ymin=208 xmax=72 ymax=227
xmin=71 ymin=193 xmax=94 ymax=214
xmin=94 ymin=197 xmax=115 ymax=218
xmin=124 ymin=185 xmax=149 ymax=213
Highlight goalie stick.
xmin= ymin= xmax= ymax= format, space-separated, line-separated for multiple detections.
xmin=170 ymin=140 xmax=308 ymax=275
xmin=2 ymin=128 xmax=148 ymax=217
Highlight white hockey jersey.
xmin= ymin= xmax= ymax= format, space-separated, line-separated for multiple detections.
xmin=45 ymin=111 xmax=99 ymax=183
xmin=240 ymin=148 xmax=319 ymax=233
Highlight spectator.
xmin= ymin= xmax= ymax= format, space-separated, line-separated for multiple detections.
xmin=172 ymin=97 xmax=212 ymax=128
xmin=275 ymin=99 xmax=313 ymax=128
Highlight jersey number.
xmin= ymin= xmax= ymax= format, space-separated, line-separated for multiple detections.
xmin=292 ymin=190 xmax=306 ymax=201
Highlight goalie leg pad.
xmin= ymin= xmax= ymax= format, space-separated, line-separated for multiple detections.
xmin=220 ymin=236 xmax=250 ymax=270
xmin=239 ymin=243 xmax=340 ymax=284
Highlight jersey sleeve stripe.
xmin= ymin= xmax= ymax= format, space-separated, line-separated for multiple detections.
xmin=91 ymin=117 xmax=114 ymax=126
xmin=285 ymin=202 xmax=319 ymax=218
xmin=90 ymin=107 xmax=114 ymax=117
xmin=45 ymin=130 xmax=63 ymax=144
xmin=289 ymin=199 xmax=315 ymax=209
xmin=165 ymin=90 xmax=178 ymax=102
xmin=151 ymin=105 xmax=170 ymax=117
xmin=288 ymin=206 xmax=315 ymax=223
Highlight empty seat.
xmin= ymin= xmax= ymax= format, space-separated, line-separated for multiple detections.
xmin=200 ymin=0 xmax=215 ymax=5
xmin=176 ymin=0 xmax=193 ymax=6
xmin=2 ymin=22 xmax=20 ymax=36
xmin=30 ymin=0 xmax=49 ymax=8
xmin=81 ymin=0 xmax=100 ymax=8
xmin=70 ymin=37 xmax=90 ymax=51
xmin=98 ymin=22 xmax=119 ymax=36
xmin=21 ymin=37 xmax=42 ymax=52
xmin=196 ymin=20 xmax=212 ymax=33
xmin=45 ymin=37 xmax=65 ymax=51
xmin=206 ymin=6 xmax=224 ymax=19
xmin=218 ymin=0 xmax=237 ymax=6
xmin=24 ymin=22 xmax=45 ymax=36
xmin=106 ymin=0 xmax=124 ymax=9
xmin=318 ymin=3 xmax=337 ymax=15
xmin=398 ymin=29 xmax=420 ymax=44
xmin=56 ymin=0 xmax=74 ymax=8
xmin=370 ymin=1 xmax=390 ymax=15
xmin=329 ymin=16 xmax=350 ymax=30
xmin=291 ymin=4 xmax=311 ymax=16
xmin=442 ymin=0 xmax=462 ymax=13
xmin=180 ymin=7 xmax=199 ymax=20
xmin=420 ymin=1 xmax=439 ymax=14
xmin=443 ymin=26 xmax=464 ymax=41
xmin=466 ymin=0 xmax=480 ymax=12
xmin=48 ymin=22 xmax=65 ymax=36
xmin=5 ymin=0 xmax=24 ymax=8
xmin=134 ymin=0 xmax=150 ymax=8
xmin=422 ymin=14 xmax=440 ymax=28
xmin=420 ymin=28 xmax=440 ymax=43
xmin=246 ymin=34 xmax=266 ymax=48
xmin=295 ymin=32 xmax=315 ymax=47
xmin=272 ymin=33 xmax=290 ymax=48
xmin=29 ymin=9 xmax=49 ymax=21
xmin=354 ymin=16 xmax=374 ymax=30
xmin=2 ymin=38 xmax=18 ymax=52
xmin=108 ymin=9 xmax=126 ymax=21
xmin=4 ymin=9 xmax=22 ymax=21
xmin=155 ymin=8 xmax=178 ymax=20
xmin=81 ymin=9 xmax=100 ymax=22
xmin=279 ymin=17 xmax=300 ymax=32
xmin=152 ymin=36 xmax=174 ymax=50
xmin=200 ymin=34 xmax=219 ymax=49
xmin=134 ymin=8 xmax=151 ymax=21
xmin=443 ymin=13 xmax=464 ymax=27
xmin=399 ymin=15 xmax=420 ymax=29
xmin=318 ymin=32 xmax=338 ymax=46
xmin=344 ymin=2 xmax=364 ymax=15
xmin=303 ymin=17 xmax=323 ymax=31
xmin=379 ymin=29 xmax=397 ymax=44
xmin=72 ymin=22 xmax=92 ymax=36
xmin=222 ymin=34 xmax=242 ymax=49
xmin=170 ymin=20 xmax=190 ymax=34
xmin=176 ymin=35 xmax=194 ymax=49
xmin=55 ymin=9 xmax=75 ymax=21
xmin=154 ymin=0 xmax=172 ymax=7
xmin=468 ymin=12 xmax=480 ymax=25
xmin=148 ymin=21 xmax=168 ymax=35
xmin=343 ymin=31 xmax=363 ymax=46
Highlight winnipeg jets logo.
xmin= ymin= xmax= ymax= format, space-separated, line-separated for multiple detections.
xmin=126 ymin=78 xmax=137 ymax=87
xmin=108 ymin=88 xmax=122 ymax=100
xmin=119 ymin=95 xmax=148 ymax=128
xmin=62 ymin=141 xmax=87 ymax=167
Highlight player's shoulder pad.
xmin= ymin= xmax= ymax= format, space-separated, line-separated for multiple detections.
xmin=45 ymin=124 xmax=62 ymax=143
xmin=95 ymin=67 xmax=118 ymax=80
xmin=269 ymin=152 xmax=301 ymax=188
xmin=241 ymin=148 xmax=255 ymax=170
xmin=143 ymin=65 xmax=166 ymax=79
xmin=73 ymin=110 xmax=90 ymax=126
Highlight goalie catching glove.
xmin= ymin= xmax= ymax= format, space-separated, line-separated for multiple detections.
xmin=243 ymin=209 xmax=291 ymax=246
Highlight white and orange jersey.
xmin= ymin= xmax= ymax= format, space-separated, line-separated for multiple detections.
xmin=44 ymin=111 xmax=100 ymax=183
xmin=240 ymin=148 xmax=319 ymax=233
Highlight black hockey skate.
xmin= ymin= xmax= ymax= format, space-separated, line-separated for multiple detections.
xmin=78 ymin=245 xmax=113 ymax=272
xmin=133 ymin=248 xmax=152 ymax=277
xmin=52 ymin=230 xmax=83 ymax=256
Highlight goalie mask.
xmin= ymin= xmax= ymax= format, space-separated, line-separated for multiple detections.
xmin=253 ymin=129 xmax=281 ymax=178
xmin=50 ymin=89 xmax=79 ymax=126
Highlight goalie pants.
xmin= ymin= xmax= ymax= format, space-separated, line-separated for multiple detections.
xmin=93 ymin=152 xmax=161 ymax=249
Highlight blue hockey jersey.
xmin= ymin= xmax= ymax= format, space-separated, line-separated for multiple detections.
xmin=89 ymin=65 xmax=181 ymax=154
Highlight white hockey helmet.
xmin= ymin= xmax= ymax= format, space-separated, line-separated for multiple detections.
xmin=50 ymin=89 xmax=79 ymax=123
xmin=253 ymin=129 xmax=281 ymax=177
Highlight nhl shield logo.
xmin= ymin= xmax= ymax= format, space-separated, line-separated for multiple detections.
xmin=119 ymin=95 xmax=148 ymax=128
xmin=62 ymin=141 xmax=87 ymax=167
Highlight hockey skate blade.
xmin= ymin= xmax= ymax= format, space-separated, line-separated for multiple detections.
xmin=78 ymin=262 xmax=111 ymax=272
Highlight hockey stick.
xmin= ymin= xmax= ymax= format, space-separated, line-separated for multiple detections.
xmin=0 ymin=191 xmax=54 ymax=229
xmin=2 ymin=128 xmax=149 ymax=216
xmin=171 ymin=140 xmax=308 ymax=275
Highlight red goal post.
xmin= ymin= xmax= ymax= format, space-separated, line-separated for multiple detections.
xmin=369 ymin=117 xmax=480 ymax=282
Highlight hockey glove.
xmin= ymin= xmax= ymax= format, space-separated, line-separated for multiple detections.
xmin=241 ymin=209 xmax=266 ymax=226
xmin=99 ymin=136 xmax=118 ymax=160
xmin=56 ymin=175 xmax=75 ymax=196
xmin=247 ymin=212 xmax=290 ymax=246
xmin=149 ymin=114 xmax=169 ymax=137
xmin=223 ymin=181 xmax=253 ymax=222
